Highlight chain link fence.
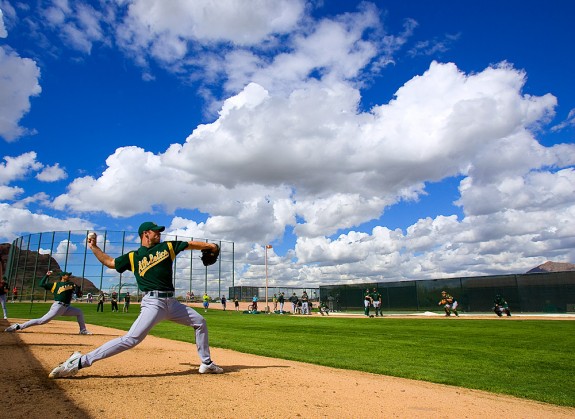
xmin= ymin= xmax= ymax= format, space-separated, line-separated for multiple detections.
xmin=3 ymin=230 xmax=234 ymax=302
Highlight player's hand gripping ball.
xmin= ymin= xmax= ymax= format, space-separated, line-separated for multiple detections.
xmin=201 ymin=244 xmax=220 ymax=267
xmin=87 ymin=232 xmax=97 ymax=243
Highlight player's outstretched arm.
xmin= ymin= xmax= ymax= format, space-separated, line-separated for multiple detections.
xmin=87 ymin=233 xmax=115 ymax=268
xmin=38 ymin=271 xmax=53 ymax=288
xmin=186 ymin=240 xmax=218 ymax=252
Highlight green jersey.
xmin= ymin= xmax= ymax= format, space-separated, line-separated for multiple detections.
xmin=494 ymin=295 xmax=508 ymax=307
xmin=115 ymin=241 xmax=189 ymax=292
xmin=39 ymin=275 xmax=75 ymax=304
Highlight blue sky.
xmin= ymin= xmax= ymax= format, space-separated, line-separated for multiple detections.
xmin=1 ymin=0 xmax=574 ymax=288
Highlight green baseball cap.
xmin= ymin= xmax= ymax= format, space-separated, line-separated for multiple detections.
xmin=61 ymin=272 xmax=72 ymax=276
xmin=138 ymin=221 xmax=165 ymax=236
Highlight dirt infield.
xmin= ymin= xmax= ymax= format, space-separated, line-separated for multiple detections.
xmin=2 ymin=318 xmax=574 ymax=419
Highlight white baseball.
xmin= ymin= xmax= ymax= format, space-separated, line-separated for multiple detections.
xmin=88 ymin=232 xmax=97 ymax=240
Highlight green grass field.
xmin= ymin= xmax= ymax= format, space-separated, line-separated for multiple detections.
xmin=6 ymin=303 xmax=575 ymax=407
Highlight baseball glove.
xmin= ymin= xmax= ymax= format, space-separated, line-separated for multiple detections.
xmin=201 ymin=244 xmax=220 ymax=267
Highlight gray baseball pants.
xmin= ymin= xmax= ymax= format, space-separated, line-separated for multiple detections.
xmin=20 ymin=302 xmax=87 ymax=331
xmin=81 ymin=294 xmax=212 ymax=367
xmin=0 ymin=294 xmax=7 ymax=318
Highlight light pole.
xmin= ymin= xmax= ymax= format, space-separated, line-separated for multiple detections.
xmin=265 ymin=244 xmax=272 ymax=313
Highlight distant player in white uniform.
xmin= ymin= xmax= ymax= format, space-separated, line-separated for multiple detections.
xmin=49 ymin=222 xmax=224 ymax=378
xmin=0 ymin=276 xmax=9 ymax=319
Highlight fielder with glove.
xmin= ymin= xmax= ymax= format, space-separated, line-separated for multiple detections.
xmin=493 ymin=294 xmax=511 ymax=317
xmin=439 ymin=290 xmax=459 ymax=317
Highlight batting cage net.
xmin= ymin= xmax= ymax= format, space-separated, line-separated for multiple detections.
xmin=2 ymin=230 xmax=234 ymax=302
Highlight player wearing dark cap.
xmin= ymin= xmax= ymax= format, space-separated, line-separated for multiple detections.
xmin=4 ymin=271 xmax=91 ymax=335
xmin=49 ymin=221 xmax=222 ymax=378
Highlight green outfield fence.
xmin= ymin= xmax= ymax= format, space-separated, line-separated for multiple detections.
xmin=319 ymin=271 xmax=575 ymax=313
xmin=2 ymin=230 xmax=234 ymax=302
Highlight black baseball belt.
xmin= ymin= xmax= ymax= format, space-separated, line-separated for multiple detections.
xmin=146 ymin=291 xmax=175 ymax=298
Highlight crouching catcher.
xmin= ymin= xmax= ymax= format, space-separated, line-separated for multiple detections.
xmin=493 ymin=294 xmax=511 ymax=317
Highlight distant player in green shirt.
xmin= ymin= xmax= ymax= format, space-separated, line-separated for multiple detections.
xmin=4 ymin=271 xmax=91 ymax=334
xmin=371 ymin=288 xmax=382 ymax=317
xmin=493 ymin=294 xmax=511 ymax=317
xmin=364 ymin=289 xmax=373 ymax=316
xmin=439 ymin=290 xmax=459 ymax=316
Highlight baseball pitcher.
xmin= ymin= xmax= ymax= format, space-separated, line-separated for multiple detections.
xmin=49 ymin=222 xmax=223 ymax=378
xmin=4 ymin=271 xmax=91 ymax=334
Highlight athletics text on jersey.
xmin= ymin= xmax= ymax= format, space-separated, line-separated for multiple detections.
xmin=115 ymin=241 xmax=188 ymax=292
xmin=39 ymin=275 xmax=76 ymax=304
